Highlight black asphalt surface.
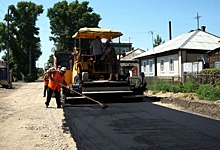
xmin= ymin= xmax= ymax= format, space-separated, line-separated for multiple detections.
xmin=62 ymin=100 xmax=220 ymax=150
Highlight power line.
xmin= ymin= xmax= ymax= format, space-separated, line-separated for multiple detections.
xmin=0 ymin=0 xmax=7 ymax=8
xmin=0 ymin=8 xmax=5 ymax=14
xmin=0 ymin=0 xmax=7 ymax=21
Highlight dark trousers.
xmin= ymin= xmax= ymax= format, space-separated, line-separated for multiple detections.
xmin=95 ymin=54 xmax=103 ymax=71
xmin=45 ymin=87 xmax=61 ymax=106
xmin=43 ymin=85 xmax=48 ymax=96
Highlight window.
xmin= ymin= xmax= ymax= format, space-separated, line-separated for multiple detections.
xmin=214 ymin=61 xmax=220 ymax=68
xmin=146 ymin=60 xmax=149 ymax=65
xmin=169 ymin=57 xmax=174 ymax=72
xmin=149 ymin=60 xmax=153 ymax=73
xmin=143 ymin=61 xmax=147 ymax=72
xmin=160 ymin=59 xmax=164 ymax=72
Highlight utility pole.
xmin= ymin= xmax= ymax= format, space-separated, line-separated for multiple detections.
xmin=128 ymin=37 xmax=132 ymax=51
xmin=194 ymin=12 xmax=201 ymax=29
xmin=29 ymin=46 xmax=32 ymax=74
xmin=6 ymin=8 xmax=11 ymax=87
xmin=148 ymin=31 xmax=154 ymax=50
xmin=128 ymin=37 xmax=131 ymax=43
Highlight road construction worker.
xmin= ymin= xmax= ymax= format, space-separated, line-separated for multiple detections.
xmin=43 ymin=69 xmax=49 ymax=97
xmin=45 ymin=67 xmax=69 ymax=108
xmin=90 ymin=36 xmax=104 ymax=71
xmin=101 ymin=39 xmax=118 ymax=81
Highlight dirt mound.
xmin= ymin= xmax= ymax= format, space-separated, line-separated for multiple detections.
xmin=145 ymin=91 xmax=220 ymax=120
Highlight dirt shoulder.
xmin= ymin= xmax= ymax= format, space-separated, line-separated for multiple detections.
xmin=145 ymin=91 xmax=220 ymax=120
xmin=0 ymin=82 xmax=77 ymax=150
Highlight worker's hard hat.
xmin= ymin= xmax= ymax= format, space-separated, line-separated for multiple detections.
xmin=60 ymin=67 xmax=66 ymax=72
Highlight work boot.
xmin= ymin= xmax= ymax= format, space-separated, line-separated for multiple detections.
xmin=45 ymin=102 xmax=48 ymax=108
xmin=115 ymin=73 xmax=119 ymax=81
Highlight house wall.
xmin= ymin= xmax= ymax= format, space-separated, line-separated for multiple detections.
xmin=208 ymin=48 xmax=220 ymax=68
xmin=182 ymin=51 xmax=187 ymax=62
xmin=109 ymin=43 xmax=132 ymax=53
xmin=138 ymin=50 xmax=210 ymax=79
xmin=157 ymin=54 xmax=179 ymax=77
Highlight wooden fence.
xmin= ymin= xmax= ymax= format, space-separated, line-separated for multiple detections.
xmin=183 ymin=74 xmax=220 ymax=85
xmin=130 ymin=74 xmax=220 ymax=86
xmin=130 ymin=76 xmax=174 ymax=85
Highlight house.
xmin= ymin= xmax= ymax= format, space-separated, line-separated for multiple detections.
xmin=0 ymin=60 xmax=9 ymax=87
xmin=134 ymin=26 xmax=220 ymax=81
xmin=119 ymin=48 xmax=145 ymax=76
xmin=103 ymin=41 xmax=132 ymax=54
xmin=207 ymin=44 xmax=220 ymax=68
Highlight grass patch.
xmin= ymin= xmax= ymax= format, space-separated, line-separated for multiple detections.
xmin=147 ymin=78 xmax=219 ymax=101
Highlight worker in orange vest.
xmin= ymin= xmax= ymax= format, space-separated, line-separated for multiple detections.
xmin=45 ymin=67 xmax=69 ymax=108
xmin=43 ymin=69 xmax=49 ymax=97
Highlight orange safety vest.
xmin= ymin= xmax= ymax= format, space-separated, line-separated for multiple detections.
xmin=44 ymin=73 xmax=49 ymax=86
xmin=48 ymin=70 xmax=66 ymax=92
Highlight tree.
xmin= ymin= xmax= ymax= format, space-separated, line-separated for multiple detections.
xmin=47 ymin=0 xmax=101 ymax=52
xmin=47 ymin=54 xmax=54 ymax=69
xmin=0 ymin=22 xmax=7 ymax=54
xmin=0 ymin=2 xmax=43 ymax=80
xmin=153 ymin=35 xmax=165 ymax=47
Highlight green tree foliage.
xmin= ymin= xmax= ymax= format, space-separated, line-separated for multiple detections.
xmin=47 ymin=54 xmax=54 ymax=69
xmin=47 ymin=0 xmax=101 ymax=51
xmin=0 ymin=22 xmax=7 ymax=54
xmin=0 ymin=2 xmax=43 ymax=80
xmin=153 ymin=35 xmax=165 ymax=47
xmin=37 ymin=67 xmax=44 ymax=77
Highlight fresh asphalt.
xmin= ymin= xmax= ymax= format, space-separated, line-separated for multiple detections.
xmin=62 ymin=99 xmax=220 ymax=150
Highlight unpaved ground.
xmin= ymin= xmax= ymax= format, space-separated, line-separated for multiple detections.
xmin=0 ymin=82 xmax=77 ymax=150
xmin=145 ymin=91 xmax=220 ymax=120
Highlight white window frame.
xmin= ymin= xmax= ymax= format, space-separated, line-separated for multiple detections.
xmin=160 ymin=58 xmax=164 ymax=72
xmin=149 ymin=60 xmax=153 ymax=73
xmin=169 ymin=57 xmax=174 ymax=72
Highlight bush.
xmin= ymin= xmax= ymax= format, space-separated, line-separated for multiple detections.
xmin=200 ymin=68 xmax=220 ymax=86
xmin=169 ymin=82 xmax=183 ymax=93
xmin=147 ymin=78 xmax=219 ymax=101
xmin=22 ymin=73 xmax=37 ymax=82
xmin=182 ymin=79 xmax=199 ymax=93
xmin=196 ymin=84 xmax=220 ymax=101
xmin=147 ymin=78 xmax=170 ymax=93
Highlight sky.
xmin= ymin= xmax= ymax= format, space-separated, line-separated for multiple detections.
xmin=0 ymin=0 xmax=220 ymax=68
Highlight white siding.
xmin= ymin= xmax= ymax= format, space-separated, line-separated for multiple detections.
xmin=157 ymin=54 xmax=179 ymax=76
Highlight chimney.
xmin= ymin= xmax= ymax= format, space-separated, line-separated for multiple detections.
xmin=201 ymin=26 xmax=206 ymax=32
xmin=169 ymin=21 xmax=172 ymax=40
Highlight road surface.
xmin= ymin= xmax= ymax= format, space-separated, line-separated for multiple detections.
xmin=63 ymin=100 xmax=220 ymax=150
xmin=0 ymin=81 xmax=220 ymax=150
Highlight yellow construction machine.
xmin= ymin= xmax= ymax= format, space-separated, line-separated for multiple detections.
xmin=53 ymin=27 xmax=146 ymax=102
